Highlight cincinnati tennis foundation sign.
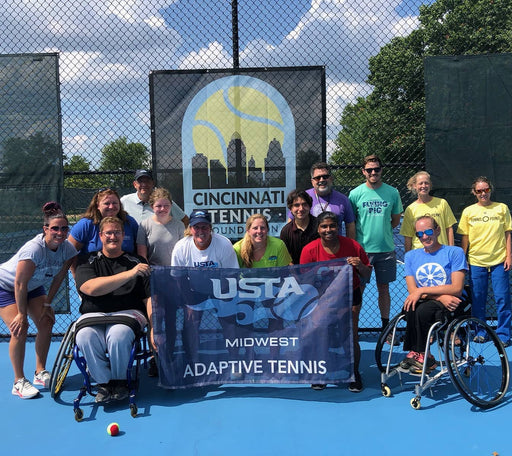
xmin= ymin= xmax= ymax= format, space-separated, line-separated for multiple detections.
xmin=150 ymin=67 xmax=325 ymax=239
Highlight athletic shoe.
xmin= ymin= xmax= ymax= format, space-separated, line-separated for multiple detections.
xmin=473 ymin=333 xmax=488 ymax=343
xmin=399 ymin=351 xmax=419 ymax=369
xmin=348 ymin=372 xmax=363 ymax=393
xmin=95 ymin=384 xmax=111 ymax=403
xmin=409 ymin=353 xmax=437 ymax=374
xmin=386 ymin=331 xmax=400 ymax=346
xmin=33 ymin=370 xmax=51 ymax=389
xmin=12 ymin=378 xmax=39 ymax=399
xmin=311 ymin=384 xmax=326 ymax=390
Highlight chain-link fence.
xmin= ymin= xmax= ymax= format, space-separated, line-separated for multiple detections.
xmin=0 ymin=0 xmax=507 ymax=336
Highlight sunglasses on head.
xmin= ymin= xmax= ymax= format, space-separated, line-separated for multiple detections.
xmin=312 ymin=174 xmax=331 ymax=181
xmin=415 ymin=229 xmax=434 ymax=238
xmin=475 ymin=188 xmax=491 ymax=194
xmin=46 ymin=225 xmax=69 ymax=233
xmin=364 ymin=167 xmax=381 ymax=174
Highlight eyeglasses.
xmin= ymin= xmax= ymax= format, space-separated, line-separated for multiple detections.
xmin=46 ymin=225 xmax=69 ymax=233
xmin=364 ymin=167 xmax=382 ymax=174
xmin=101 ymin=230 xmax=123 ymax=237
xmin=415 ymin=229 xmax=434 ymax=238
xmin=312 ymin=174 xmax=331 ymax=181
xmin=475 ymin=188 xmax=491 ymax=194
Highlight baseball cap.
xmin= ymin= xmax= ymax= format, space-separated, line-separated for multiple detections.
xmin=189 ymin=210 xmax=212 ymax=226
xmin=134 ymin=169 xmax=153 ymax=181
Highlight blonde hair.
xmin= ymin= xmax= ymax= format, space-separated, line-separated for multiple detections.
xmin=149 ymin=187 xmax=172 ymax=207
xmin=407 ymin=171 xmax=431 ymax=195
xmin=239 ymin=214 xmax=269 ymax=268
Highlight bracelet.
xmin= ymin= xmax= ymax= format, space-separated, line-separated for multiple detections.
xmin=43 ymin=303 xmax=52 ymax=307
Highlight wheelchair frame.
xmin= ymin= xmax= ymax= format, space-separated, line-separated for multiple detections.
xmin=375 ymin=312 xmax=510 ymax=410
xmin=50 ymin=317 xmax=151 ymax=421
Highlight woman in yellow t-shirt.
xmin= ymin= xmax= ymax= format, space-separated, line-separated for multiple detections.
xmin=400 ymin=171 xmax=457 ymax=252
xmin=457 ymin=176 xmax=512 ymax=346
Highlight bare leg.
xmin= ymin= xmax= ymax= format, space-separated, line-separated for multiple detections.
xmin=0 ymin=304 xmax=27 ymax=381
xmin=28 ymin=296 xmax=54 ymax=373
xmin=352 ymin=305 xmax=361 ymax=372
xmin=377 ymin=283 xmax=391 ymax=321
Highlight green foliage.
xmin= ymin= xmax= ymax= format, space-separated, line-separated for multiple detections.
xmin=332 ymin=0 xmax=512 ymax=175
xmin=98 ymin=137 xmax=150 ymax=188
xmin=63 ymin=155 xmax=99 ymax=188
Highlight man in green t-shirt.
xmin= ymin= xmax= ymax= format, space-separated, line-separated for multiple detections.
xmin=349 ymin=154 xmax=403 ymax=331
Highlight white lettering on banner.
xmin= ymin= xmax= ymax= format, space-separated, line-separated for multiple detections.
xmin=225 ymin=337 xmax=299 ymax=348
xmin=193 ymin=189 xmax=285 ymax=208
xmin=183 ymin=359 xmax=327 ymax=377
xmin=211 ymin=276 xmax=305 ymax=299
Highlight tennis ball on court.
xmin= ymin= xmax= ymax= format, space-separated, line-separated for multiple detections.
xmin=107 ymin=422 xmax=120 ymax=436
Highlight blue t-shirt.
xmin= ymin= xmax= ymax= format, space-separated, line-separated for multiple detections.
xmin=70 ymin=216 xmax=139 ymax=256
xmin=404 ymin=245 xmax=468 ymax=288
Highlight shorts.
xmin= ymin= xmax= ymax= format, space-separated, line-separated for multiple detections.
xmin=0 ymin=285 xmax=46 ymax=308
xmin=367 ymin=251 xmax=397 ymax=285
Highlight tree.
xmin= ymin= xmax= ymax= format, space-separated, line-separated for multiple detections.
xmin=332 ymin=0 xmax=512 ymax=172
xmin=63 ymin=154 xmax=99 ymax=188
xmin=98 ymin=137 xmax=150 ymax=188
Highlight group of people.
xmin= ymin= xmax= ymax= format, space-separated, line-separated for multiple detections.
xmin=1 ymin=156 xmax=510 ymax=400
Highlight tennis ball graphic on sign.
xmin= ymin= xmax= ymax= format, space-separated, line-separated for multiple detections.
xmin=192 ymin=85 xmax=284 ymax=172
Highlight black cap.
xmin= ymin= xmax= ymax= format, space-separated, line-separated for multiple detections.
xmin=189 ymin=210 xmax=212 ymax=226
xmin=134 ymin=169 xmax=152 ymax=181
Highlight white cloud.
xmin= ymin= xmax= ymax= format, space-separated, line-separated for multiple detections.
xmin=178 ymin=41 xmax=232 ymax=69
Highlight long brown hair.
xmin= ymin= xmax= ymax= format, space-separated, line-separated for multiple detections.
xmin=239 ymin=214 xmax=269 ymax=268
xmin=83 ymin=189 xmax=127 ymax=225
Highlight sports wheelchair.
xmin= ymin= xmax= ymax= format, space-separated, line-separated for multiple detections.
xmin=50 ymin=314 xmax=151 ymax=421
xmin=375 ymin=300 xmax=510 ymax=410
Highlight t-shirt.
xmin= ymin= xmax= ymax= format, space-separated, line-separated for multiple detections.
xmin=287 ymin=188 xmax=355 ymax=234
xmin=171 ymin=233 xmax=239 ymax=269
xmin=280 ymin=216 xmax=319 ymax=265
xmin=70 ymin=216 xmax=139 ymax=256
xmin=400 ymin=197 xmax=456 ymax=250
xmin=233 ymin=236 xmax=292 ymax=268
xmin=75 ymin=251 xmax=150 ymax=315
xmin=349 ymin=182 xmax=403 ymax=253
xmin=457 ymin=202 xmax=512 ymax=267
xmin=136 ymin=216 xmax=185 ymax=266
xmin=120 ymin=192 xmax=186 ymax=224
xmin=404 ymin=244 xmax=467 ymax=287
xmin=299 ymin=235 xmax=370 ymax=289
xmin=0 ymin=234 xmax=77 ymax=292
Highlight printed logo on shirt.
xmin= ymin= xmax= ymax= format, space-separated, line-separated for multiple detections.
xmin=362 ymin=199 xmax=388 ymax=215
xmin=416 ymin=262 xmax=447 ymax=287
xmin=193 ymin=260 xmax=219 ymax=268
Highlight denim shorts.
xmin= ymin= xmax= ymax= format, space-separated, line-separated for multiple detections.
xmin=0 ymin=285 xmax=46 ymax=308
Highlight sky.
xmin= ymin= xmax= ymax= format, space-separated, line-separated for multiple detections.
xmin=0 ymin=0 xmax=425 ymax=166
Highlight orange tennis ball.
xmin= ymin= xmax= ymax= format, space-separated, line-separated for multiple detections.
xmin=107 ymin=422 xmax=120 ymax=436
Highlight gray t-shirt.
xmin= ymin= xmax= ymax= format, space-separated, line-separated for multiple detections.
xmin=0 ymin=234 xmax=77 ymax=292
xmin=136 ymin=216 xmax=185 ymax=266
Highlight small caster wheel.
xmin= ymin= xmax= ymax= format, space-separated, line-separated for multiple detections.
xmin=382 ymin=385 xmax=391 ymax=397
xmin=74 ymin=408 xmax=84 ymax=422
xmin=410 ymin=397 xmax=421 ymax=410
xmin=130 ymin=403 xmax=138 ymax=418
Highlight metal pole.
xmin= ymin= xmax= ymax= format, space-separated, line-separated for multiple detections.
xmin=231 ymin=0 xmax=240 ymax=68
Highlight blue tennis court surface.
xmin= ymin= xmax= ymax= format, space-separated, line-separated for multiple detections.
xmin=2 ymin=336 xmax=511 ymax=456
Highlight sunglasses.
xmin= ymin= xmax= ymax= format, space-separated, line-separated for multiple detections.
xmin=312 ymin=174 xmax=331 ymax=181
xmin=46 ymin=225 xmax=69 ymax=233
xmin=475 ymin=188 xmax=491 ymax=194
xmin=415 ymin=229 xmax=434 ymax=238
xmin=101 ymin=230 xmax=123 ymax=237
xmin=364 ymin=167 xmax=382 ymax=174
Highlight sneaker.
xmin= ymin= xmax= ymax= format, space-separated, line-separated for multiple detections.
xmin=399 ymin=351 xmax=420 ymax=369
xmin=33 ymin=370 xmax=51 ymax=389
xmin=348 ymin=372 xmax=363 ymax=393
xmin=148 ymin=356 xmax=159 ymax=377
xmin=311 ymin=384 xmax=326 ymax=390
xmin=110 ymin=380 xmax=129 ymax=401
xmin=12 ymin=378 xmax=39 ymax=399
xmin=473 ymin=334 xmax=488 ymax=343
xmin=95 ymin=384 xmax=111 ymax=403
xmin=386 ymin=331 xmax=400 ymax=346
xmin=409 ymin=353 xmax=437 ymax=374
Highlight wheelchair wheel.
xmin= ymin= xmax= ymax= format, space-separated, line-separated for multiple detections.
xmin=444 ymin=317 xmax=509 ymax=409
xmin=50 ymin=322 xmax=75 ymax=398
xmin=375 ymin=313 xmax=408 ymax=373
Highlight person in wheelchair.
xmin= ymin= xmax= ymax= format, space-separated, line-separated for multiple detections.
xmin=75 ymin=216 xmax=152 ymax=403
xmin=400 ymin=216 xmax=468 ymax=374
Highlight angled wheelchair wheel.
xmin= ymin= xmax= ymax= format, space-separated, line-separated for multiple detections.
xmin=445 ymin=317 xmax=509 ymax=409
xmin=50 ymin=322 xmax=75 ymax=398
xmin=375 ymin=313 xmax=408 ymax=373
